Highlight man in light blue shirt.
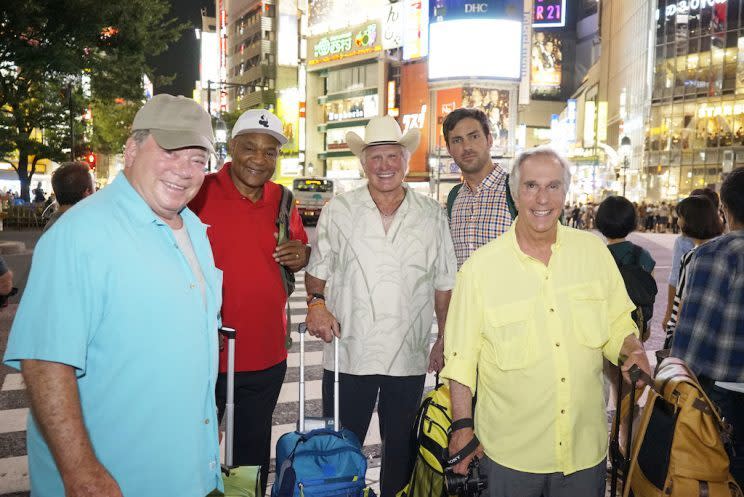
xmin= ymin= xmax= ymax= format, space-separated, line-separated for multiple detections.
xmin=4 ymin=95 xmax=224 ymax=497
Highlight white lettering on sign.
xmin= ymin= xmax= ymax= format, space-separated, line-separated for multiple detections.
xmin=402 ymin=104 xmax=427 ymax=133
xmin=464 ymin=3 xmax=488 ymax=13
xmin=662 ymin=0 xmax=727 ymax=19
xmin=697 ymin=102 xmax=744 ymax=118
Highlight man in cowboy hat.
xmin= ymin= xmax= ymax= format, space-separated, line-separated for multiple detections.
xmin=305 ymin=115 xmax=457 ymax=497
xmin=189 ymin=109 xmax=309 ymax=496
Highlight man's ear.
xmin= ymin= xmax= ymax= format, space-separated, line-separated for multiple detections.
xmin=123 ymin=137 xmax=138 ymax=169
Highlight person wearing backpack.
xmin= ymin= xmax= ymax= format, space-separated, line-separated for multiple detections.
xmin=671 ymin=167 xmax=744 ymax=488
xmin=189 ymin=109 xmax=310 ymax=496
xmin=595 ymin=196 xmax=657 ymax=342
xmin=443 ymin=108 xmax=514 ymax=268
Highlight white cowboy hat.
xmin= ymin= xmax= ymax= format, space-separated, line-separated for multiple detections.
xmin=346 ymin=115 xmax=421 ymax=158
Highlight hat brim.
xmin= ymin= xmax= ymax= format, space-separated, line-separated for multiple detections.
xmin=346 ymin=128 xmax=421 ymax=159
xmin=151 ymin=129 xmax=215 ymax=154
xmin=232 ymin=127 xmax=288 ymax=146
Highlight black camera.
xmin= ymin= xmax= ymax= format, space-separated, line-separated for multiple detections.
xmin=444 ymin=457 xmax=488 ymax=497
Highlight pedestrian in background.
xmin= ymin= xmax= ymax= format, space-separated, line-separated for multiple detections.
xmin=671 ymin=167 xmax=744 ymax=488
xmin=3 ymin=94 xmax=224 ymax=497
xmin=43 ymin=162 xmax=95 ymax=233
xmin=442 ymin=147 xmax=651 ymax=497
xmin=305 ymin=115 xmax=457 ymax=497
xmin=663 ymin=195 xmax=723 ymax=348
xmin=189 ymin=109 xmax=309 ymax=496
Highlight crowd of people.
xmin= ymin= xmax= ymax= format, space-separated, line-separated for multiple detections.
xmin=0 ymin=97 xmax=741 ymax=497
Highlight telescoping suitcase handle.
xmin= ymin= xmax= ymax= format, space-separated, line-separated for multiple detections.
xmin=218 ymin=326 xmax=237 ymax=469
xmin=297 ymin=322 xmax=339 ymax=433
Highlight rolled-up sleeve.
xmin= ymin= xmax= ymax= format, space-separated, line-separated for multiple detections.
xmin=602 ymin=250 xmax=638 ymax=365
xmin=440 ymin=260 xmax=484 ymax=394
xmin=306 ymin=202 xmax=336 ymax=281
xmin=433 ymin=207 xmax=457 ymax=291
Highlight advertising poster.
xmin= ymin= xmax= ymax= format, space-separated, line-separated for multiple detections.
xmin=462 ymin=88 xmax=510 ymax=154
xmin=429 ymin=0 xmax=522 ymax=23
xmin=530 ymin=31 xmax=562 ymax=98
xmin=308 ymin=23 xmax=381 ymax=69
xmin=400 ymin=61 xmax=430 ymax=175
xmin=276 ymin=89 xmax=300 ymax=154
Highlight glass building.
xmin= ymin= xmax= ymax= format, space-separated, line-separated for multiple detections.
xmin=646 ymin=0 xmax=744 ymax=200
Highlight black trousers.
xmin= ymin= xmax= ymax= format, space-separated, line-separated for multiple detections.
xmin=322 ymin=370 xmax=425 ymax=497
xmin=700 ymin=377 xmax=744 ymax=488
xmin=216 ymin=360 xmax=287 ymax=497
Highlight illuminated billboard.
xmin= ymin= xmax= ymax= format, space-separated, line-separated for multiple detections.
xmin=307 ymin=23 xmax=382 ymax=69
xmin=429 ymin=19 xmax=521 ymax=79
xmin=530 ymin=31 xmax=562 ymax=97
xmin=403 ymin=0 xmax=429 ymax=60
xmin=533 ymin=0 xmax=566 ymax=28
xmin=430 ymin=0 xmax=522 ymax=22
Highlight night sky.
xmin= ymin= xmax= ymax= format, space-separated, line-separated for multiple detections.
xmin=151 ymin=0 xmax=214 ymax=97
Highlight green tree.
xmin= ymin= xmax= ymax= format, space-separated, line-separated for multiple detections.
xmin=0 ymin=0 xmax=186 ymax=200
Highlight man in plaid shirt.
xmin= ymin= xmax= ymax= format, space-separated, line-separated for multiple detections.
xmin=444 ymin=108 xmax=514 ymax=268
xmin=671 ymin=167 xmax=744 ymax=487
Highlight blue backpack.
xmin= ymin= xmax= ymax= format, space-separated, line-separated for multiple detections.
xmin=272 ymin=428 xmax=367 ymax=497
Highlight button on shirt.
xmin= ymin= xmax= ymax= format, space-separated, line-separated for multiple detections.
xmin=449 ymin=165 xmax=512 ymax=268
xmin=306 ymin=184 xmax=457 ymax=376
xmin=4 ymin=173 xmax=223 ymax=497
xmin=441 ymin=222 xmax=637 ymax=475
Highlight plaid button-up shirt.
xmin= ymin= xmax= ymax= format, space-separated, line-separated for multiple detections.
xmin=449 ymin=165 xmax=513 ymax=268
xmin=671 ymin=230 xmax=744 ymax=382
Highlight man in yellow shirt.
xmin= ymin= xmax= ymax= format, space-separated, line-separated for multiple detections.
xmin=440 ymin=147 xmax=652 ymax=497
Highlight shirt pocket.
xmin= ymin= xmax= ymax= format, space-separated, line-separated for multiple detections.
xmin=569 ymin=283 xmax=609 ymax=349
xmin=483 ymin=300 xmax=538 ymax=370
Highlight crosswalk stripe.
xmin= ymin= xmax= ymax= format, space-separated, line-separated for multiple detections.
xmin=1 ymin=374 xmax=24 ymax=391
xmin=0 ymin=408 xmax=28 ymax=435
xmin=0 ymin=456 xmax=29 ymax=494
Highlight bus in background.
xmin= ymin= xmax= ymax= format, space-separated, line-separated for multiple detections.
xmin=292 ymin=177 xmax=335 ymax=225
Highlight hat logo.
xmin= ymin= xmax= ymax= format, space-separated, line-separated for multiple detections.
xmin=258 ymin=114 xmax=270 ymax=128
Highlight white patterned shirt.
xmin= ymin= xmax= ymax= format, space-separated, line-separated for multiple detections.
xmin=307 ymin=183 xmax=457 ymax=376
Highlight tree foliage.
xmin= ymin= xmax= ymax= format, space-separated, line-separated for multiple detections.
xmin=0 ymin=0 xmax=187 ymax=200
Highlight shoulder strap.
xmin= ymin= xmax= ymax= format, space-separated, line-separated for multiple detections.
xmin=631 ymin=244 xmax=643 ymax=265
xmin=504 ymin=173 xmax=517 ymax=220
xmin=277 ymin=185 xmax=294 ymax=349
xmin=446 ymin=183 xmax=463 ymax=219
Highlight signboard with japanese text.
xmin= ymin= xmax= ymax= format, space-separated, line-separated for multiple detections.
xmin=307 ymin=22 xmax=382 ymax=69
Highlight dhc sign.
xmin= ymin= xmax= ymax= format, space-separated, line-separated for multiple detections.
xmin=464 ymin=3 xmax=488 ymax=13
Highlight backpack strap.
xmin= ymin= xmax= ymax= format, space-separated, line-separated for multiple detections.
xmin=504 ymin=173 xmax=518 ymax=220
xmin=446 ymin=183 xmax=463 ymax=219
xmin=277 ymin=186 xmax=294 ymax=349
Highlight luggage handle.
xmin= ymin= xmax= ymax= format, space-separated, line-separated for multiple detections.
xmin=297 ymin=322 xmax=340 ymax=433
xmin=218 ymin=326 xmax=237 ymax=469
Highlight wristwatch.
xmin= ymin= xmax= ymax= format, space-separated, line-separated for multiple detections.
xmin=306 ymin=292 xmax=325 ymax=305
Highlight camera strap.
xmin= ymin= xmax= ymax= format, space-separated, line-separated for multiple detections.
xmin=450 ymin=418 xmax=474 ymax=434
xmin=446 ymin=435 xmax=480 ymax=467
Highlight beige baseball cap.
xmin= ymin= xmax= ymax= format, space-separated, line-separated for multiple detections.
xmin=132 ymin=94 xmax=215 ymax=153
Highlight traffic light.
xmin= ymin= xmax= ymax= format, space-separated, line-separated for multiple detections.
xmin=86 ymin=152 xmax=96 ymax=170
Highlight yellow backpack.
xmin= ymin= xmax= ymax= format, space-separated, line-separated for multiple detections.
xmin=397 ymin=383 xmax=454 ymax=497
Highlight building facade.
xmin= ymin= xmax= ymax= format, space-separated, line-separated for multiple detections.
xmin=645 ymin=0 xmax=743 ymax=200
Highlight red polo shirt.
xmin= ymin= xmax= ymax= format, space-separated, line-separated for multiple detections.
xmin=189 ymin=163 xmax=308 ymax=372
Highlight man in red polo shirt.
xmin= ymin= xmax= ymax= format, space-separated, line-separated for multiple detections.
xmin=190 ymin=109 xmax=309 ymax=494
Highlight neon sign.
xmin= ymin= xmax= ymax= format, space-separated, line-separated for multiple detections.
xmin=533 ymin=0 xmax=566 ymax=28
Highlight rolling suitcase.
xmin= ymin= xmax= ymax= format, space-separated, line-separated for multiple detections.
xmin=271 ymin=323 xmax=368 ymax=497
xmin=209 ymin=327 xmax=262 ymax=497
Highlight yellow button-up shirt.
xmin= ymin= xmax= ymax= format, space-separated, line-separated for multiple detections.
xmin=440 ymin=221 xmax=637 ymax=475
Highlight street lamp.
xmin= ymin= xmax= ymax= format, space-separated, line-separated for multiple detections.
xmin=620 ymin=136 xmax=631 ymax=197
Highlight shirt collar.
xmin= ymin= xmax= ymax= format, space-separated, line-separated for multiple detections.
xmin=508 ymin=217 xmax=565 ymax=261
xmin=213 ymin=161 xmax=265 ymax=202
xmin=111 ymin=172 xmax=208 ymax=232
xmin=361 ymin=182 xmax=411 ymax=211
xmin=464 ymin=164 xmax=507 ymax=193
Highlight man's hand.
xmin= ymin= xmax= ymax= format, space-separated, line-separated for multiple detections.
xmin=619 ymin=334 xmax=653 ymax=388
xmin=64 ymin=461 xmax=123 ymax=497
xmin=306 ymin=304 xmax=340 ymax=343
xmin=447 ymin=427 xmax=484 ymax=476
xmin=273 ymin=236 xmax=309 ymax=272
xmin=428 ymin=337 xmax=444 ymax=373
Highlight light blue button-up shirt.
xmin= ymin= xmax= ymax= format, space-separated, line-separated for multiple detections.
xmin=4 ymin=173 xmax=223 ymax=497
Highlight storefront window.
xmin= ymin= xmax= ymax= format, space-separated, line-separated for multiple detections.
xmin=325 ymin=126 xmax=364 ymax=150
xmin=324 ymin=94 xmax=378 ymax=122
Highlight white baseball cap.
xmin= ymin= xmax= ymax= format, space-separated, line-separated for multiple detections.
xmin=231 ymin=109 xmax=288 ymax=146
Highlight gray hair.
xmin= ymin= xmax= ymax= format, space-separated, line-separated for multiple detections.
xmin=130 ymin=129 xmax=151 ymax=145
xmin=508 ymin=146 xmax=572 ymax=201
